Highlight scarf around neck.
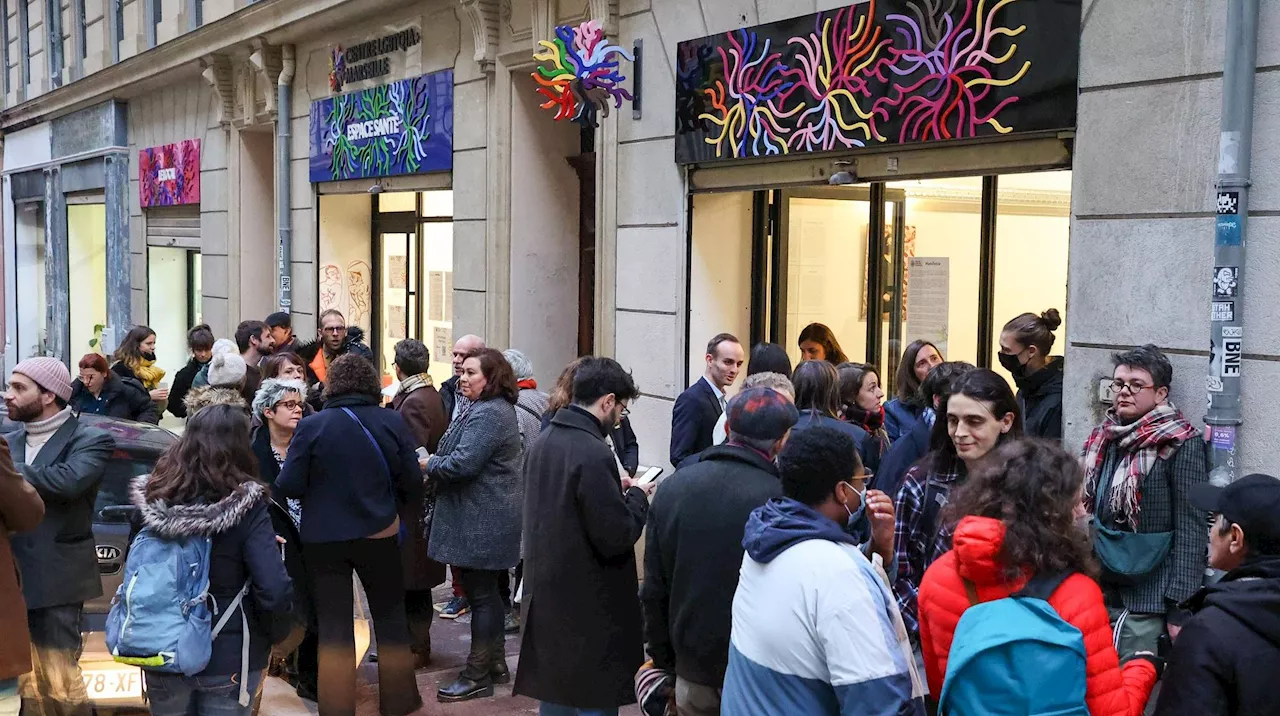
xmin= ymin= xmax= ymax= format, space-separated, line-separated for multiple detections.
xmin=128 ymin=357 xmax=167 ymax=390
xmin=844 ymin=403 xmax=886 ymax=434
xmin=397 ymin=373 xmax=433 ymax=396
xmin=1081 ymin=402 xmax=1197 ymax=527
xmin=518 ymin=378 xmax=538 ymax=390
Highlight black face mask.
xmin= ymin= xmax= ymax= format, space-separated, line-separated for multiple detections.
xmin=998 ymin=351 xmax=1028 ymax=380
xmin=141 ymin=351 xmax=158 ymax=362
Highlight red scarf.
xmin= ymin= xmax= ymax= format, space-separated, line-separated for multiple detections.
xmin=518 ymin=378 xmax=538 ymax=390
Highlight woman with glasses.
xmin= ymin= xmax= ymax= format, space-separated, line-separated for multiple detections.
xmin=997 ymin=308 xmax=1065 ymax=439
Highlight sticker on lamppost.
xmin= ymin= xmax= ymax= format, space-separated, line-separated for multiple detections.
xmin=1213 ymin=266 xmax=1239 ymax=298
xmin=1217 ymin=191 xmax=1240 ymax=215
xmin=1211 ymin=301 xmax=1234 ymax=322
xmin=1211 ymin=425 xmax=1235 ymax=451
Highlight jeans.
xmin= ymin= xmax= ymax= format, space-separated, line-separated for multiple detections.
xmin=0 ymin=678 xmax=19 ymax=716
xmin=457 ymin=568 xmax=505 ymax=681
xmin=20 ymin=603 xmax=90 ymax=716
xmin=307 ymin=537 xmax=421 ymax=716
xmin=538 ymin=703 xmax=619 ymax=716
xmin=146 ymin=669 xmax=265 ymax=716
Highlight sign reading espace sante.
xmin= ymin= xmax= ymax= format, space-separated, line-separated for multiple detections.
xmin=139 ymin=139 xmax=201 ymax=207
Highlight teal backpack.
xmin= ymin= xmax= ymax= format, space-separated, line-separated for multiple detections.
xmin=937 ymin=572 xmax=1088 ymax=716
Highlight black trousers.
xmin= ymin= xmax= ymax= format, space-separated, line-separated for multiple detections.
xmin=306 ymin=537 xmax=421 ymax=716
xmin=457 ymin=568 xmax=505 ymax=681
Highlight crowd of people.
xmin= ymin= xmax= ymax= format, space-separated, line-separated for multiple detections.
xmin=0 ymin=307 xmax=1276 ymax=716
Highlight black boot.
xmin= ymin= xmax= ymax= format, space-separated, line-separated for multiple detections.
xmin=490 ymin=634 xmax=510 ymax=684
xmin=437 ymin=675 xmax=494 ymax=703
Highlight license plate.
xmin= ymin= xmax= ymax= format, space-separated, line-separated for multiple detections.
xmin=81 ymin=668 xmax=143 ymax=700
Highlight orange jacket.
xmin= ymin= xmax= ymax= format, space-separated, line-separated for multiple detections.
xmin=917 ymin=516 xmax=1156 ymax=716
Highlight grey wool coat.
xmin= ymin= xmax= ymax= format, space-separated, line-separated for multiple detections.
xmin=425 ymin=396 xmax=523 ymax=570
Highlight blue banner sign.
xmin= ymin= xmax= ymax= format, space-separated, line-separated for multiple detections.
xmin=309 ymin=70 xmax=454 ymax=183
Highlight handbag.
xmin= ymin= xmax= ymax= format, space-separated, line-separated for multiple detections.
xmin=341 ymin=407 xmax=408 ymax=545
xmin=1090 ymin=460 xmax=1173 ymax=586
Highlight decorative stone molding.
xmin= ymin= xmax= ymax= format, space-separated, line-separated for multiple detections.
xmin=589 ymin=0 xmax=619 ymax=37
xmin=458 ymin=0 xmax=500 ymax=74
xmin=201 ymin=54 xmax=235 ymax=127
xmin=249 ymin=38 xmax=283 ymax=114
xmin=532 ymin=0 xmax=555 ymax=51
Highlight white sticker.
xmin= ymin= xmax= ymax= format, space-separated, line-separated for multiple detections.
xmin=1207 ymin=375 xmax=1224 ymax=393
xmin=1223 ymin=326 xmax=1243 ymax=338
xmin=1222 ymin=338 xmax=1243 ymax=377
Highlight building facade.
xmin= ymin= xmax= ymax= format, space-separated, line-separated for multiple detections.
xmin=0 ymin=0 xmax=1270 ymax=476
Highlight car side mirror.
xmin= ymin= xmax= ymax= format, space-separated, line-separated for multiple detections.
xmin=99 ymin=505 xmax=138 ymax=523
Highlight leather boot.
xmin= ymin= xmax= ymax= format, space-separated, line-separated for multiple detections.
xmin=436 ymin=675 xmax=494 ymax=703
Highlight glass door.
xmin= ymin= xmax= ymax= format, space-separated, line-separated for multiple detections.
xmin=375 ymin=212 xmax=419 ymax=382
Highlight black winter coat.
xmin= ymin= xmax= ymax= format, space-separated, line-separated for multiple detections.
xmin=640 ymin=444 xmax=780 ymax=687
xmin=877 ymin=414 xmax=932 ymax=498
xmin=1154 ymin=555 xmax=1280 ymax=716
xmin=515 ymin=406 xmax=649 ymax=709
xmin=69 ymin=374 xmax=161 ymax=424
xmin=131 ymin=478 xmax=292 ymax=676
xmin=1016 ymin=356 xmax=1064 ymax=440
xmin=167 ymin=358 xmax=207 ymax=419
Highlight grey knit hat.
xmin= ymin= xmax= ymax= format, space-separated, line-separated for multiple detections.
xmin=207 ymin=350 xmax=247 ymax=388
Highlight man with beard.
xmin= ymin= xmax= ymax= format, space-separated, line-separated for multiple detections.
xmin=267 ymin=312 xmax=298 ymax=353
xmin=295 ymin=310 xmax=374 ymax=403
xmin=516 ymin=357 xmax=654 ymax=714
xmin=236 ymin=319 xmax=276 ymax=405
xmin=3 ymin=357 xmax=113 ymax=716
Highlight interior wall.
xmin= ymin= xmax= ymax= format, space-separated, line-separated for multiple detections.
xmin=687 ymin=192 xmax=753 ymax=389
xmin=15 ymin=203 xmax=46 ymax=360
xmin=146 ymin=246 xmax=190 ymax=380
xmin=784 ymin=197 xmax=870 ymax=367
xmin=317 ymin=193 xmax=374 ymax=331
xmin=67 ymin=203 xmax=107 ymax=359
xmin=238 ymin=130 xmax=276 ymax=322
xmin=508 ymin=74 xmax=580 ymax=386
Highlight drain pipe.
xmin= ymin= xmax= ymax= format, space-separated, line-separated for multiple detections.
xmin=1206 ymin=0 xmax=1259 ymax=488
xmin=277 ymin=44 xmax=296 ymax=313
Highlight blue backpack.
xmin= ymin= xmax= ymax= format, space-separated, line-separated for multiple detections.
xmin=937 ymin=572 xmax=1088 ymax=716
xmin=105 ymin=530 xmax=252 ymax=705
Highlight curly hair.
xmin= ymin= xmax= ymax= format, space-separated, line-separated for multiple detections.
xmin=945 ymin=439 xmax=1098 ymax=581
xmin=324 ymin=353 xmax=381 ymax=401
xmin=146 ymin=404 xmax=260 ymax=505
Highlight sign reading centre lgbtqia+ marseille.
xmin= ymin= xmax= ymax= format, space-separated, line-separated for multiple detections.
xmin=139 ymin=139 xmax=201 ymax=207
xmin=673 ymin=0 xmax=1081 ymax=164
xmin=309 ymin=70 xmax=454 ymax=183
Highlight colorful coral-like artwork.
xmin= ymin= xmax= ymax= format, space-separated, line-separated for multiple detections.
xmin=532 ymin=20 xmax=633 ymax=128
xmin=139 ymin=139 xmax=201 ymax=207
xmin=309 ymin=70 xmax=454 ymax=183
xmin=675 ymin=0 xmax=1080 ymax=163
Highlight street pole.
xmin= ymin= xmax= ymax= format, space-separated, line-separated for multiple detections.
xmin=1206 ymin=0 xmax=1260 ymax=488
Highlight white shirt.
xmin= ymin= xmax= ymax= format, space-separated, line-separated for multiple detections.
xmin=703 ymin=375 xmax=727 ymax=411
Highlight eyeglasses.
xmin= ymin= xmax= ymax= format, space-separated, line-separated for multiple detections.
xmin=321 ymin=326 xmax=347 ymax=334
xmin=1110 ymin=380 xmax=1154 ymax=395
xmin=273 ymin=400 xmax=304 ymax=412
xmin=620 ymin=406 xmax=631 ymax=417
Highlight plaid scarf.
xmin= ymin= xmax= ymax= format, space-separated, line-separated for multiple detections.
xmin=396 ymin=372 xmax=433 ymax=396
xmin=1081 ymin=402 xmax=1197 ymax=527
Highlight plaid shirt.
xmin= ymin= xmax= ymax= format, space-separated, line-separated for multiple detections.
xmin=893 ymin=460 xmax=964 ymax=642
xmin=1091 ymin=439 xmax=1209 ymax=619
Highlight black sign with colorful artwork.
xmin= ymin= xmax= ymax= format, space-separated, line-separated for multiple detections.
xmin=674 ymin=0 xmax=1081 ymax=164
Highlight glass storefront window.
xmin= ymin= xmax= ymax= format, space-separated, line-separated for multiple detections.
xmin=147 ymin=247 xmax=199 ymax=381
xmin=15 ymin=202 xmax=46 ymax=359
xmin=67 ymin=203 xmax=107 ymax=359
xmin=991 ymin=171 xmax=1071 ymax=384
xmin=784 ymin=195 xmax=871 ymax=366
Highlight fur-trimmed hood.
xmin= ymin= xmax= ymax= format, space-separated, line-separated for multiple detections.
xmin=293 ymin=326 xmax=372 ymax=365
xmin=130 ymin=475 xmax=268 ymax=538
xmin=183 ymin=385 xmax=248 ymax=415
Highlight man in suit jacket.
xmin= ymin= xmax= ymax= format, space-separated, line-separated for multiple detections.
xmin=4 ymin=357 xmax=113 ymax=716
xmin=669 ymin=333 xmax=744 ymax=466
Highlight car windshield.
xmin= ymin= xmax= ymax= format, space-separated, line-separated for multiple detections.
xmin=94 ymin=453 xmax=157 ymax=522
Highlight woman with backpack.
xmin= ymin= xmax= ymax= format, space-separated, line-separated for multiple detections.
xmin=916 ymin=439 xmax=1159 ymax=715
xmin=127 ymin=404 xmax=292 ymax=715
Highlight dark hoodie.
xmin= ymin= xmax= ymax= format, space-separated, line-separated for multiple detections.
xmin=1015 ymin=356 xmax=1064 ymax=440
xmin=131 ymin=477 xmax=292 ymax=676
xmin=1154 ymin=555 xmax=1280 ymax=716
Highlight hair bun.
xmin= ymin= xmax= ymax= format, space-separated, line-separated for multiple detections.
xmin=1040 ymin=308 xmax=1063 ymax=331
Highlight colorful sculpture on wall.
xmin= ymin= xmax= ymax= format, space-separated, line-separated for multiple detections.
xmin=675 ymin=0 xmax=1081 ymax=163
xmin=139 ymin=139 xmax=201 ymax=207
xmin=532 ymin=20 xmax=633 ymax=128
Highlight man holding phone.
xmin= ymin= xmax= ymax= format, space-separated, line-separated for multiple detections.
xmin=641 ymin=387 xmax=798 ymax=716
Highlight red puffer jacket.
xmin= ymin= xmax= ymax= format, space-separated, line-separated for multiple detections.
xmin=918 ymin=516 xmax=1157 ymax=716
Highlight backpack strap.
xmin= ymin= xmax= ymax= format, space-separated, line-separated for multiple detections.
xmin=1013 ymin=571 xmax=1073 ymax=602
xmin=922 ymin=477 xmax=950 ymax=563
xmin=210 ymin=582 xmax=253 ymax=706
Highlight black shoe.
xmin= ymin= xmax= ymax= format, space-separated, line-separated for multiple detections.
xmin=437 ymin=676 xmax=494 ymax=703
xmin=295 ymin=680 xmax=319 ymax=703
xmin=366 ymin=650 xmax=378 ymax=663
xmin=490 ymin=661 xmax=511 ymax=685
